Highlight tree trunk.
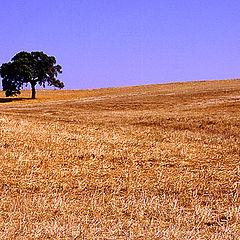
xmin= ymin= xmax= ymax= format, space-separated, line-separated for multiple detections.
xmin=31 ymin=82 xmax=36 ymax=99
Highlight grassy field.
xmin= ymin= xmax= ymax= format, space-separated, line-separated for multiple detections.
xmin=0 ymin=79 xmax=240 ymax=239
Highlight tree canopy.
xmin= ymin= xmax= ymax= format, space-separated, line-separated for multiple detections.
xmin=0 ymin=51 xmax=64 ymax=99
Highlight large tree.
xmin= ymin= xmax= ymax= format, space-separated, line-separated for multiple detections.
xmin=0 ymin=51 xmax=64 ymax=99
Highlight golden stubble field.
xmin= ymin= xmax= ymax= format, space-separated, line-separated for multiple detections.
xmin=0 ymin=79 xmax=240 ymax=239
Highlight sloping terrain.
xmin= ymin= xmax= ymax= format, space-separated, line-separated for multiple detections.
xmin=0 ymin=79 xmax=240 ymax=239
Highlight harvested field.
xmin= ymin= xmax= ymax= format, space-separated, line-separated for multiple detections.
xmin=0 ymin=79 xmax=240 ymax=239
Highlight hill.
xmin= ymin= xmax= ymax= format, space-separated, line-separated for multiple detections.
xmin=0 ymin=79 xmax=240 ymax=238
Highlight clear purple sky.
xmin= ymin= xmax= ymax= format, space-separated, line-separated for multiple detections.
xmin=0 ymin=0 xmax=240 ymax=89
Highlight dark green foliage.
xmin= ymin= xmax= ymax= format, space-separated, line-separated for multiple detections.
xmin=0 ymin=51 xmax=64 ymax=99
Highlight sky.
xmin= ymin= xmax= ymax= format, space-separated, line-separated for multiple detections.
xmin=0 ymin=0 xmax=240 ymax=90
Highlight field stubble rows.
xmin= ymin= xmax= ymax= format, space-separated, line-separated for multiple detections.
xmin=0 ymin=80 xmax=240 ymax=239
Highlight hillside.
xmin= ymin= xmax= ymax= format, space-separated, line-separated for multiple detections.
xmin=0 ymin=79 xmax=240 ymax=239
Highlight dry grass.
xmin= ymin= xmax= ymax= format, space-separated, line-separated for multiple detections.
xmin=0 ymin=79 xmax=240 ymax=239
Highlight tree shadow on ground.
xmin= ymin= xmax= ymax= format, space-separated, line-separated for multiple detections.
xmin=0 ymin=97 xmax=32 ymax=103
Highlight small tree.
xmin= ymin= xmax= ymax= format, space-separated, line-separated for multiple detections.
xmin=0 ymin=51 xmax=64 ymax=99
